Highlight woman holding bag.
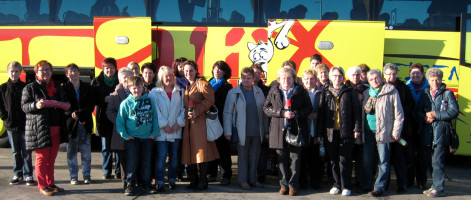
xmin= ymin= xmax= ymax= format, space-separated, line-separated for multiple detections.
xmin=263 ymin=67 xmax=312 ymax=196
xmin=181 ymin=60 xmax=219 ymax=191
xmin=224 ymin=67 xmax=267 ymax=190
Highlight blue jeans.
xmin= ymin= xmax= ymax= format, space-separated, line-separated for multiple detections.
xmin=66 ymin=125 xmax=92 ymax=179
xmin=155 ymin=140 xmax=181 ymax=185
xmin=125 ymin=138 xmax=153 ymax=185
xmin=101 ymin=137 xmax=120 ymax=175
xmin=374 ymin=143 xmax=391 ymax=192
xmin=431 ymin=144 xmax=446 ymax=192
xmin=7 ymin=130 xmax=33 ymax=177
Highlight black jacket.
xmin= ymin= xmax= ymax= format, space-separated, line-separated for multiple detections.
xmin=393 ymin=80 xmax=415 ymax=140
xmin=91 ymin=72 xmax=118 ymax=137
xmin=263 ymin=82 xmax=313 ymax=149
xmin=256 ymin=79 xmax=269 ymax=97
xmin=21 ymin=80 xmax=68 ymax=151
xmin=0 ymin=79 xmax=26 ymax=131
xmin=62 ymin=81 xmax=95 ymax=138
xmin=317 ymin=84 xmax=361 ymax=142
xmin=210 ymin=78 xmax=233 ymax=126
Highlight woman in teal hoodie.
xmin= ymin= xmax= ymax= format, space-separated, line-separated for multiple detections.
xmin=116 ymin=76 xmax=159 ymax=196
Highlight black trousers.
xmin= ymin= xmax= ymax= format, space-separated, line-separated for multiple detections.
xmin=325 ymin=131 xmax=354 ymax=190
xmin=208 ymin=135 xmax=232 ymax=180
xmin=299 ymin=137 xmax=324 ymax=188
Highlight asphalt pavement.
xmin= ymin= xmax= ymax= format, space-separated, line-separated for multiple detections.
xmin=0 ymin=147 xmax=470 ymax=199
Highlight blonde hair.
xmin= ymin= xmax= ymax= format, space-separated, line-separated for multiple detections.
xmin=7 ymin=61 xmax=22 ymax=72
xmin=156 ymin=66 xmax=176 ymax=88
xmin=276 ymin=67 xmax=296 ymax=80
xmin=302 ymin=68 xmax=317 ymax=78
xmin=117 ymin=67 xmax=133 ymax=83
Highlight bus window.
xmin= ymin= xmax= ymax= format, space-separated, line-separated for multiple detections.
xmin=378 ymin=0 xmax=466 ymax=31
xmin=219 ymin=0 xmax=254 ymax=24
xmin=262 ymin=0 xmax=320 ymax=21
xmin=0 ymin=0 xmax=51 ymax=24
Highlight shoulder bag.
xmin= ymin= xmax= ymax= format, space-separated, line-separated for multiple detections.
xmin=230 ymin=93 xmax=240 ymax=144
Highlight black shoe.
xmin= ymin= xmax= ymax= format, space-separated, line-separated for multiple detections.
xmin=156 ymin=184 xmax=166 ymax=192
xmin=397 ymin=186 xmax=407 ymax=194
xmin=102 ymin=174 xmax=113 ymax=179
xmin=258 ymin=176 xmax=266 ymax=183
xmin=220 ymin=178 xmax=230 ymax=185
xmin=186 ymin=181 xmax=199 ymax=189
xmin=115 ymin=173 xmax=121 ymax=179
xmin=369 ymin=190 xmax=383 ymax=197
xmin=207 ymin=176 xmax=217 ymax=182
xmin=418 ymin=183 xmax=427 ymax=190
xmin=169 ymin=183 xmax=177 ymax=190
xmin=310 ymin=184 xmax=321 ymax=190
xmin=124 ymin=184 xmax=135 ymax=196
xmin=193 ymin=182 xmax=208 ymax=191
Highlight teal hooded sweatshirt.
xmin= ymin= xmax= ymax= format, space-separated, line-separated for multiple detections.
xmin=117 ymin=93 xmax=159 ymax=139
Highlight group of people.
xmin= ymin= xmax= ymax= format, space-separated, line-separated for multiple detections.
xmin=1 ymin=54 xmax=458 ymax=198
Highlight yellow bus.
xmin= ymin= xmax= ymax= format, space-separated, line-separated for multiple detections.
xmin=0 ymin=0 xmax=470 ymax=155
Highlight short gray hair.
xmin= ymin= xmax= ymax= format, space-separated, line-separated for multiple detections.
xmin=277 ymin=67 xmax=296 ymax=79
xmin=346 ymin=66 xmax=361 ymax=80
xmin=426 ymin=67 xmax=443 ymax=80
xmin=367 ymin=69 xmax=383 ymax=80
xmin=383 ymin=63 xmax=398 ymax=73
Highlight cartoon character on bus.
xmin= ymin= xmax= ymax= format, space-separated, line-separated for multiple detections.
xmin=247 ymin=19 xmax=294 ymax=74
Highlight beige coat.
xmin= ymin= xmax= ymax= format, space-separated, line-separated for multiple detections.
xmin=223 ymin=85 xmax=267 ymax=146
xmin=364 ymin=83 xmax=404 ymax=144
xmin=182 ymin=78 xmax=219 ymax=164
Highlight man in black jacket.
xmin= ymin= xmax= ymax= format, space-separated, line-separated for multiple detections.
xmin=0 ymin=61 xmax=35 ymax=186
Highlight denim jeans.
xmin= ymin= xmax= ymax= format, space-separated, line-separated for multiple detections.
xmin=66 ymin=125 xmax=92 ymax=179
xmin=101 ymin=137 xmax=120 ymax=175
xmin=374 ymin=142 xmax=391 ymax=192
xmin=7 ymin=130 xmax=33 ymax=177
xmin=125 ymin=138 xmax=153 ymax=185
xmin=155 ymin=140 xmax=181 ymax=185
xmin=431 ymin=144 xmax=446 ymax=192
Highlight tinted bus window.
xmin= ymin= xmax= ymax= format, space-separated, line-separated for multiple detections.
xmin=262 ymin=0 xmax=320 ymax=21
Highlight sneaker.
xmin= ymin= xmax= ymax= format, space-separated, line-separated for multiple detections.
xmin=10 ymin=176 xmax=23 ymax=185
xmin=169 ymin=182 xmax=177 ymax=190
xmin=330 ymin=187 xmax=340 ymax=195
xmin=48 ymin=185 xmax=64 ymax=193
xmin=149 ymin=185 xmax=158 ymax=194
xmin=25 ymin=176 xmax=36 ymax=186
xmin=71 ymin=178 xmax=79 ymax=185
xmin=83 ymin=178 xmax=91 ymax=184
xmin=423 ymin=188 xmax=434 ymax=195
xmin=342 ymin=189 xmax=352 ymax=196
xmin=426 ymin=189 xmax=445 ymax=197
xmin=124 ymin=184 xmax=135 ymax=196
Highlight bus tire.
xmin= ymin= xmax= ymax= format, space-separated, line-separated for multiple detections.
xmin=0 ymin=131 xmax=10 ymax=148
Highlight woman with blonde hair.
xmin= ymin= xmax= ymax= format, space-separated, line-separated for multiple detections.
xmin=149 ymin=66 xmax=185 ymax=192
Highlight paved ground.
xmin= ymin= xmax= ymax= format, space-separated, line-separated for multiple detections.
xmin=0 ymin=147 xmax=471 ymax=200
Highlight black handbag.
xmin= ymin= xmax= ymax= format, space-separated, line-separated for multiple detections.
xmin=284 ymin=116 xmax=305 ymax=147
xmin=448 ymin=121 xmax=459 ymax=153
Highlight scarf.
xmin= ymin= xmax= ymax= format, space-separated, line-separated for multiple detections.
xmin=45 ymin=79 xmax=56 ymax=97
xmin=177 ymin=77 xmax=189 ymax=90
xmin=431 ymin=88 xmax=438 ymax=101
xmin=369 ymin=85 xmax=380 ymax=98
xmin=411 ymin=79 xmax=425 ymax=93
xmin=329 ymin=84 xmax=344 ymax=97
xmin=280 ymin=84 xmax=295 ymax=109
xmin=104 ymin=74 xmax=117 ymax=88
xmin=209 ymin=78 xmax=225 ymax=92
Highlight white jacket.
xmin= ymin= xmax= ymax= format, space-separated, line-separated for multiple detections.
xmin=223 ymin=85 xmax=267 ymax=146
xmin=149 ymin=85 xmax=185 ymax=142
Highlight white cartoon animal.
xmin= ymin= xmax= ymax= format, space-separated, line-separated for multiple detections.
xmin=247 ymin=19 xmax=295 ymax=75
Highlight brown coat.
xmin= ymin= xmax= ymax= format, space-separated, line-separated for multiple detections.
xmin=182 ymin=78 xmax=219 ymax=164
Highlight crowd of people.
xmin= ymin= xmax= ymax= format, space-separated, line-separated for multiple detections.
xmin=1 ymin=54 xmax=459 ymax=198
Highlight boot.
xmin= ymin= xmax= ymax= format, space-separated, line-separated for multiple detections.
xmin=186 ymin=164 xmax=199 ymax=189
xmin=194 ymin=162 xmax=208 ymax=191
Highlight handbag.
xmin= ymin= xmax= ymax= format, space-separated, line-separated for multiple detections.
xmin=284 ymin=116 xmax=305 ymax=147
xmin=206 ymin=105 xmax=223 ymax=141
xmin=230 ymin=93 xmax=240 ymax=144
xmin=441 ymin=91 xmax=459 ymax=153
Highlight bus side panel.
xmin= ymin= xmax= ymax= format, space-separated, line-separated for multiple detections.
xmin=268 ymin=20 xmax=385 ymax=84
xmin=384 ymin=30 xmax=470 ymax=155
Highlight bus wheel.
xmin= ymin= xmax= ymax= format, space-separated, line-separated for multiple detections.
xmin=0 ymin=131 xmax=10 ymax=148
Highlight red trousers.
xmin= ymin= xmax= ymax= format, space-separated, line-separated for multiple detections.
xmin=35 ymin=126 xmax=60 ymax=189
